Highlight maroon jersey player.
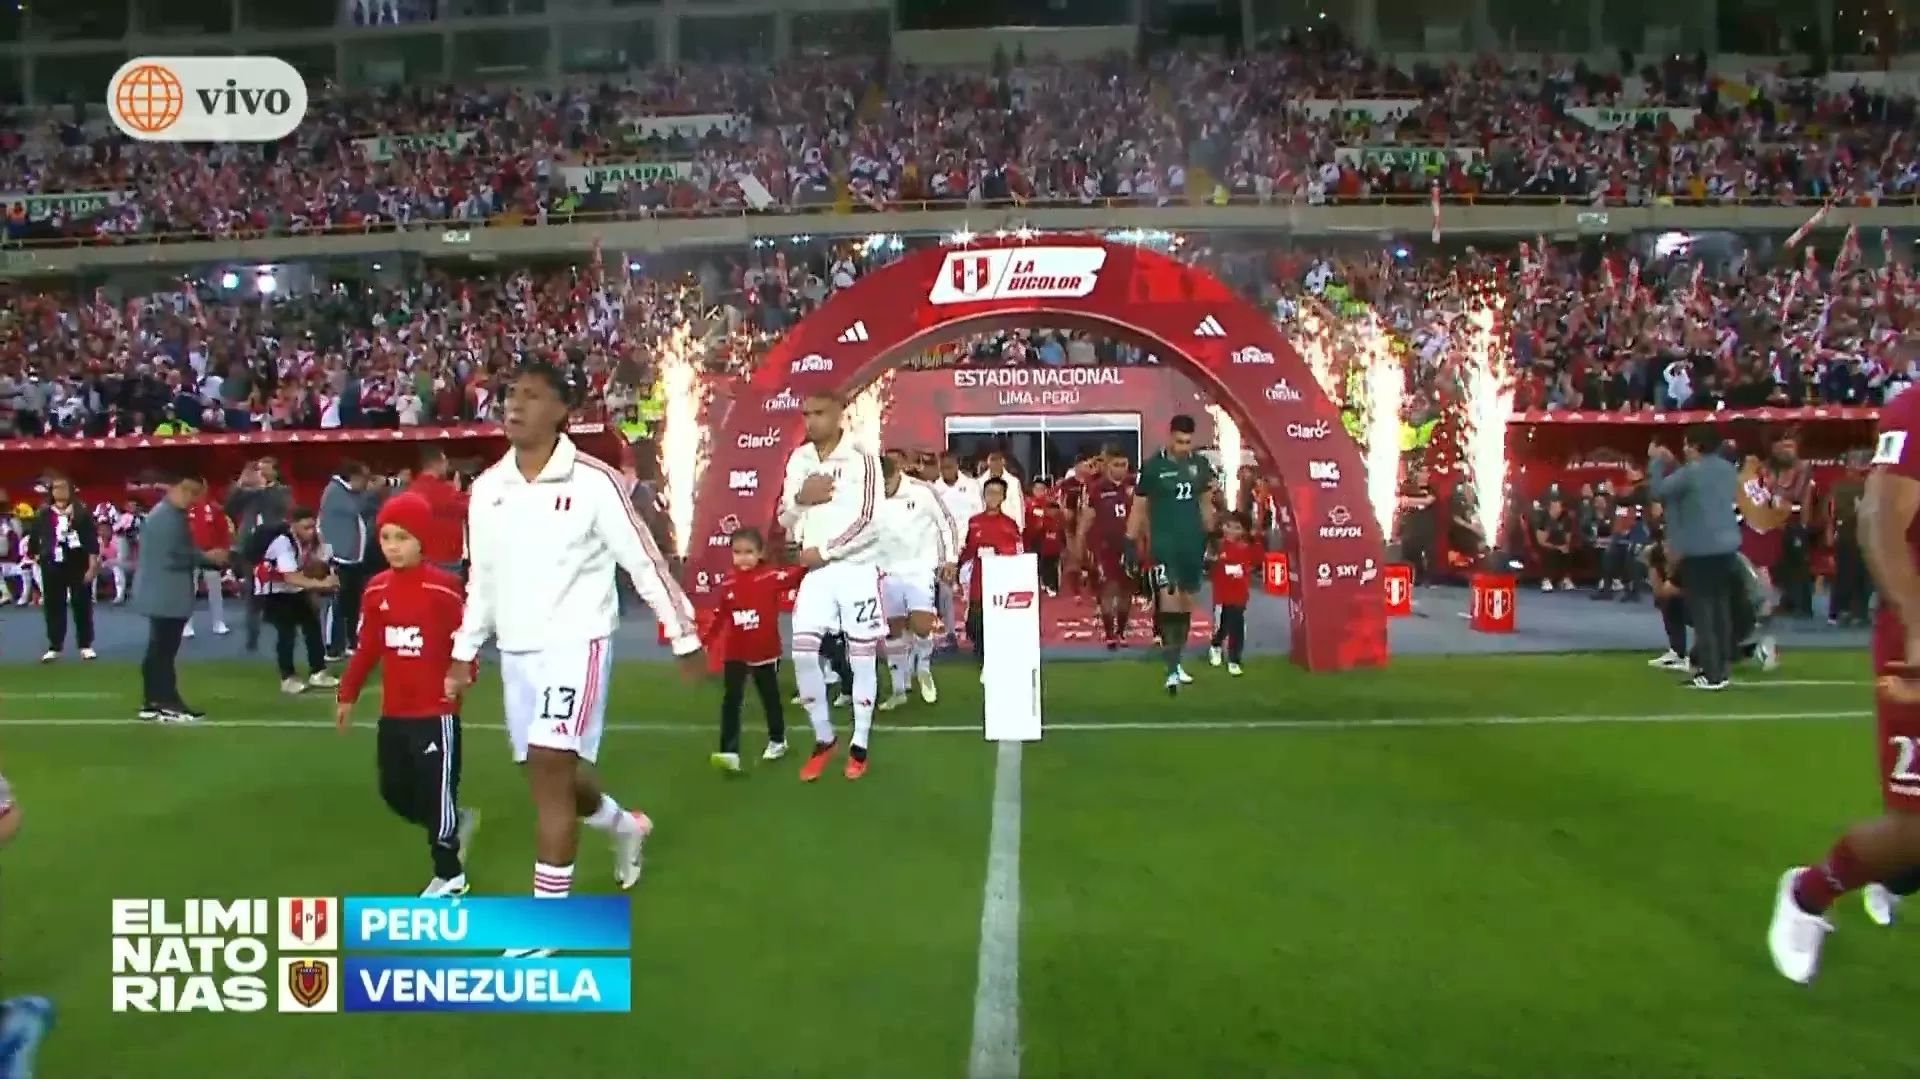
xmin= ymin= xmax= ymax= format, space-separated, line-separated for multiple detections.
xmin=1077 ymin=453 xmax=1136 ymax=648
xmin=1769 ymin=388 xmax=1920 ymax=982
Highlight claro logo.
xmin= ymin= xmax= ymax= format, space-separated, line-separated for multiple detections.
xmin=1287 ymin=421 xmax=1330 ymax=440
xmin=738 ymin=430 xmax=780 ymax=450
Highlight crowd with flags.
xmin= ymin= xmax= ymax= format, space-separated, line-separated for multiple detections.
xmin=4 ymin=49 xmax=1920 ymax=242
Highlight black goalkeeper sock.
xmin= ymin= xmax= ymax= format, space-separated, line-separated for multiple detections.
xmin=1160 ymin=613 xmax=1190 ymax=675
xmin=1885 ymin=864 xmax=1920 ymax=897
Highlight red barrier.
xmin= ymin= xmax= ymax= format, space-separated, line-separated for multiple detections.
xmin=1383 ymin=564 xmax=1414 ymax=617
xmin=1468 ymin=573 xmax=1518 ymax=633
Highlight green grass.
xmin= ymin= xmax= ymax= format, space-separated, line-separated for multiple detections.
xmin=0 ymin=651 xmax=1898 ymax=1078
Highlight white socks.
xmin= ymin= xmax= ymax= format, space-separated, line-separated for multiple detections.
xmin=583 ymin=794 xmax=639 ymax=835
xmin=848 ymin=639 xmax=879 ymax=750
xmin=910 ymin=633 xmax=934 ymax=677
xmin=791 ymin=635 xmax=835 ymax=743
xmin=533 ymin=861 xmax=573 ymax=898
xmin=884 ymin=636 xmax=912 ymax=697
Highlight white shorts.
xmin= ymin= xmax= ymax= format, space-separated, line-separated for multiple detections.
xmin=882 ymin=570 xmax=936 ymax=619
xmin=501 ymin=637 xmax=615 ymax=764
xmin=792 ymin=561 xmax=886 ymax=641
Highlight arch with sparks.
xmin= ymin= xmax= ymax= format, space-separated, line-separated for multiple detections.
xmin=687 ymin=237 xmax=1387 ymax=671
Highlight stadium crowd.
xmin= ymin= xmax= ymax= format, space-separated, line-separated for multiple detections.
xmin=4 ymin=47 xmax=1919 ymax=244
xmin=0 ymin=232 xmax=1910 ymax=443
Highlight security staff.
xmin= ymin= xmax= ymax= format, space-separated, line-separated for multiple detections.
xmin=27 ymin=473 xmax=99 ymax=662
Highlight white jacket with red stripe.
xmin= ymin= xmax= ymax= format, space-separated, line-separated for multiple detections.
xmin=453 ymin=436 xmax=699 ymax=660
xmin=779 ymin=434 xmax=882 ymax=565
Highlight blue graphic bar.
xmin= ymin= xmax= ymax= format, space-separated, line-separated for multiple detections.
xmin=342 ymin=896 xmax=630 ymax=952
xmin=342 ymin=956 xmax=631 ymax=1013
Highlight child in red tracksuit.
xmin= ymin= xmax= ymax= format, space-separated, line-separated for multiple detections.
xmin=1208 ymin=511 xmax=1259 ymax=676
xmin=335 ymin=493 xmax=476 ymax=897
xmin=705 ymin=527 xmax=805 ymax=774
xmin=960 ymin=476 xmax=1026 ymax=663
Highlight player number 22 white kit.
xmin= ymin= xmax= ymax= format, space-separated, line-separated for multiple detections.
xmin=781 ymin=439 xmax=887 ymax=640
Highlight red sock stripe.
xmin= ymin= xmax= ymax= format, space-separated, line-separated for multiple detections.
xmin=574 ymin=637 xmax=606 ymax=737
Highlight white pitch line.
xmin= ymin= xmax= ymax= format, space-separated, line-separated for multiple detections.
xmin=0 ymin=709 xmax=1872 ymax=734
xmin=968 ymin=741 xmax=1024 ymax=1079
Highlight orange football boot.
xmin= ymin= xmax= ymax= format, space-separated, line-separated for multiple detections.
xmin=844 ymin=755 xmax=868 ymax=780
xmin=799 ymin=739 xmax=838 ymax=782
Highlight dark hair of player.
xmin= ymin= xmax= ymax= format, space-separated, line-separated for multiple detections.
xmin=1684 ymin=424 xmax=1721 ymax=456
xmin=1169 ymin=414 xmax=1197 ymax=435
xmin=1101 ymin=443 xmax=1122 ymax=458
xmin=517 ymin=358 xmax=575 ymax=409
xmin=730 ymin=526 xmax=765 ymax=551
xmin=157 ymin=468 xmax=203 ymax=486
xmin=880 ymin=455 xmax=899 ymax=480
xmin=1224 ymin=510 xmax=1250 ymax=530
xmin=289 ymin=505 xmax=316 ymax=523
xmin=982 ymin=476 xmax=1008 ymax=496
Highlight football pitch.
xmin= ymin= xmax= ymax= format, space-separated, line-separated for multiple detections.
xmin=0 ymin=651 xmax=1906 ymax=1079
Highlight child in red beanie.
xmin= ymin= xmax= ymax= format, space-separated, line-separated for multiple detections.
xmin=336 ymin=492 xmax=479 ymax=897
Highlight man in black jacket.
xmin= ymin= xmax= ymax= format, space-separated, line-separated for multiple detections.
xmin=28 ymin=472 xmax=99 ymax=662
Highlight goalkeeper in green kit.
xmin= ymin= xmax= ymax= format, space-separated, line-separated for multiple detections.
xmin=1128 ymin=414 xmax=1217 ymax=696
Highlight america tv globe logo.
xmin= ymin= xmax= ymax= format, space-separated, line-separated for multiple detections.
xmin=112 ymin=63 xmax=184 ymax=135
xmin=107 ymin=56 xmax=309 ymax=143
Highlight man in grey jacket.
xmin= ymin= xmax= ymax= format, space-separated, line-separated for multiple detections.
xmin=318 ymin=461 xmax=388 ymax=659
xmin=132 ymin=472 xmax=230 ymax=721
xmin=1648 ymin=425 xmax=1744 ymax=689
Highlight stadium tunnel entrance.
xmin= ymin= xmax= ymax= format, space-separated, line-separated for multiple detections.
xmin=687 ymin=237 xmax=1387 ymax=671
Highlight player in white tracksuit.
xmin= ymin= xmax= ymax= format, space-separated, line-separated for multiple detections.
xmin=874 ymin=454 xmax=962 ymax=711
xmin=929 ymin=457 xmax=982 ymax=647
xmin=780 ymin=392 xmax=887 ymax=781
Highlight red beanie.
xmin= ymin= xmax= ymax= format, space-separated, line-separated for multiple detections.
xmin=376 ymin=492 xmax=434 ymax=545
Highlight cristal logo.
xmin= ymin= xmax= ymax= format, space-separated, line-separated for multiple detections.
xmin=1287 ymin=421 xmax=1329 ymax=440
xmin=738 ymin=430 xmax=779 ymax=450
xmin=765 ymin=390 xmax=800 ymax=412
xmin=791 ymin=354 xmax=832 ymax=374
xmin=1265 ymin=380 xmax=1303 ymax=403
xmin=1232 ymin=347 xmax=1275 ymax=365
xmin=728 ymin=470 xmax=758 ymax=492
xmin=1308 ymin=460 xmax=1339 ymax=483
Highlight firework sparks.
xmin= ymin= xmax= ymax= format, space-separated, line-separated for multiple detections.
xmin=1207 ymin=404 xmax=1242 ymax=511
xmin=655 ymin=322 xmax=709 ymax=559
xmin=1356 ymin=314 xmax=1404 ymax=544
xmin=1457 ymin=298 xmax=1514 ymax=555
xmin=846 ymin=372 xmax=893 ymax=455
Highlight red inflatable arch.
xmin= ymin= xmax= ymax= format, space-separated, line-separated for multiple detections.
xmin=686 ymin=237 xmax=1388 ymax=671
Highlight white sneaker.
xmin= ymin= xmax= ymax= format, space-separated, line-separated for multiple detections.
xmin=1866 ymin=882 xmax=1900 ymax=927
xmin=37 ymin=651 xmax=54 ymax=663
xmin=183 ymin=624 xmax=196 ymax=638
xmin=213 ymin=623 xmax=230 ymax=635
xmin=832 ymin=693 xmax=851 ymax=707
xmin=1561 ymin=578 xmax=1575 ymax=591
xmin=1163 ymin=673 xmax=1180 ymax=696
xmin=456 ymin=807 xmax=480 ymax=865
xmin=916 ymin=668 xmax=938 ymax=704
xmin=421 ymin=874 xmax=469 ymax=898
xmin=613 ymin=811 xmax=652 ymax=891
xmin=1541 ymin=580 xmax=1555 ymax=592
xmin=877 ymin=694 xmax=910 ymax=712
xmin=1227 ymin=662 xmax=1244 ymax=676
xmin=1648 ymin=650 xmax=1687 ymax=670
xmin=790 ymin=694 xmax=803 ymax=705
xmin=1757 ymin=635 xmax=1780 ymax=672
xmin=1208 ymin=646 xmax=1222 ymax=667
xmin=280 ymin=677 xmax=306 ymax=695
xmin=1689 ymin=674 xmax=1729 ymax=691
xmin=307 ymin=671 xmax=340 ymax=689
xmin=1768 ymin=868 xmax=1833 ymax=983
xmin=762 ymin=741 xmax=788 ymax=761
xmin=1176 ymin=666 xmax=1193 ymax=685
xmin=79 ymin=648 xmax=96 ymax=660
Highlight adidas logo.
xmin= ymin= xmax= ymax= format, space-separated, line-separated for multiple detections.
xmin=837 ymin=321 xmax=870 ymax=344
xmin=1193 ymin=316 xmax=1226 ymax=338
